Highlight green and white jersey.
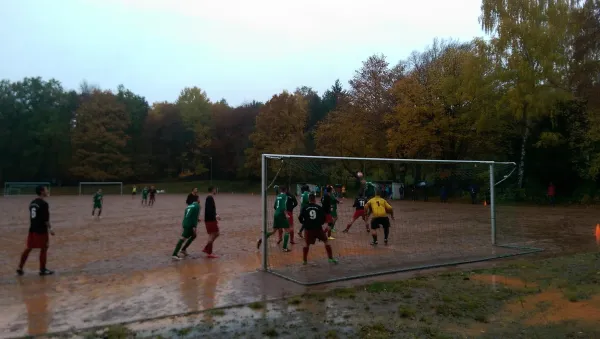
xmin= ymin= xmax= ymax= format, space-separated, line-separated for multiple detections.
xmin=300 ymin=191 xmax=310 ymax=208
xmin=182 ymin=202 xmax=200 ymax=228
xmin=273 ymin=193 xmax=287 ymax=216
xmin=93 ymin=192 xmax=103 ymax=204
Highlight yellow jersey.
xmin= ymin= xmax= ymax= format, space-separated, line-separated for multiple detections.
xmin=366 ymin=196 xmax=392 ymax=218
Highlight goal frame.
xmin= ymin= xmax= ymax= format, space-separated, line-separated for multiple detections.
xmin=260 ymin=154 xmax=543 ymax=285
xmin=79 ymin=182 xmax=123 ymax=195
xmin=3 ymin=182 xmax=51 ymax=196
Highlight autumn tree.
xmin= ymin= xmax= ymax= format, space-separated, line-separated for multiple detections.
xmin=177 ymin=87 xmax=212 ymax=175
xmin=244 ymin=91 xmax=308 ymax=176
xmin=0 ymin=78 xmax=77 ymax=183
xmin=71 ymin=90 xmax=132 ymax=180
xmin=480 ymin=0 xmax=577 ymax=188
xmin=116 ymin=85 xmax=149 ymax=179
xmin=211 ymin=101 xmax=261 ymax=179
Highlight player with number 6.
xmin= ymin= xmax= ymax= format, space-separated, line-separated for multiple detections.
xmin=17 ymin=185 xmax=55 ymax=276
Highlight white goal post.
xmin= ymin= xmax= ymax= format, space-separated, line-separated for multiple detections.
xmin=79 ymin=182 xmax=123 ymax=195
xmin=3 ymin=182 xmax=51 ymax=196
xmin=259 ymin=154 xmax=543 ymax=285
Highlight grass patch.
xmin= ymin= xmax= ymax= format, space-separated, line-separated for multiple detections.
xmin=175 ymin=327 xmax=193 ymax=336
xmin=325 ymin=330 xmax=340 ymax=339
xmin=364 ymin=279 xmax=429 ymax=293
xmin=288 ymin=297 xmax=302 ymax=305
xmin=398 ymin=306 xmax=416 ymax=318
xmin=207 ymin=309 xmax=226 ymax=316
xmin=262 ymin=327 xmax=278 ymax=337
xmin=332 ymin=288 xmax=356 ymax=299
xmin=248 ymin=302 xmax=265 ymax=310
xmin=104 ymin=325 xmax=133 ymax=339
xmin=358 ymin=322 xmax=392 ymax=339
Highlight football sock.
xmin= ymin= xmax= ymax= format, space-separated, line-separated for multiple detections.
xmin=290 ymin=231 xmax=295 ymax=242
xmin=325 ymin=245 xmax=333 ymax=259
xmin=283 ymin=232 xmax=290 ymax=249
xmin=98 ymin=209 xmax=102 ymax=217
xmin=372 ymin=235 xmax=378 ymax=243
xmin=384 ymin=228 xmax=389 ymax=240
xmin=92 ymin=210 xmax=95 ymax=216
xmin=40 ymin=248 xmax=47 ymax=270
xmin=173 ymin=239 xmax=184 ymax=256
xmin=182 ymin=235 xmax=196 ymax=251
xmin=302 ymin=247 xmax=309 ymax=262
xmin=19 ymin=249 xmax=31 ymax=269
xmin=203 ymin=242 xmax=213 ymax=254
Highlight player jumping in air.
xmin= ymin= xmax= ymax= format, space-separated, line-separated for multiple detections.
xmin=343 ymin=193 xmax=368 ymax=233
xmin=256 ymin=186 xmax=291 ymax=252
xmin=298 ymin=193 xmax=338 ymax=264
xmin=321 ymin=186 xmax=335 ymax=240
xmin=297 ymin=185 xmax=310 ymax=239
xmin=172 ymin=195 xmax=201 ymax=260
xmin=92 ymin=189 xmax=103 ymax=219
xmin=365 ymin=189 xmax=394 ymax=245
xmin=148 ymin=185 xmax=157 ymax=207
xmin=17 ymin=185 xmax=55 ymax=276
xmin=202 ymin=186 xmax=220 ymax=258
xmin=141 ymin=186 xmax=149 ymax=206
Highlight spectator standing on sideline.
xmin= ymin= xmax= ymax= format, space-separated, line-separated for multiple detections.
xmin=547 ymin=182 xmax=556 ymax=206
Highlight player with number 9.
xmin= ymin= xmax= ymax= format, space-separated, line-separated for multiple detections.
xmin=298 ymin=193 xmax=337 ymax=265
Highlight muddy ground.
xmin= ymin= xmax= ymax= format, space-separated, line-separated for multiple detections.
xmin=0 ymin=194 xmax=598 ymax=338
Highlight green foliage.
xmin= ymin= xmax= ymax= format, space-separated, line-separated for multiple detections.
xmin=0 ymin=0 xmax=598 ymax=201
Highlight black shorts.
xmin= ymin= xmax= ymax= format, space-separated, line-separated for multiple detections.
xmin=370 ymin=217 xmax=390 ymax=230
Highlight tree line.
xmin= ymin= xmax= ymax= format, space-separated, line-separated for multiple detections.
xmin=0 ymin=0 xmax=598 ymax=202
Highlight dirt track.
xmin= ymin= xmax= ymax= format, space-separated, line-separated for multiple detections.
xmin=0 ymin=194 xmax=598 ymax=338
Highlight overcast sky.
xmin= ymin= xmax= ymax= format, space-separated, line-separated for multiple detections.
xmin=0 ymin=0 xmax=484 ymax=106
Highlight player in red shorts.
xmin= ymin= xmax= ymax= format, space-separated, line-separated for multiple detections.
xmin=17 ymin=185 xmax=55 ymax=276
xmin=298 ymin=193 xmax=337 ymax=264
xmin=284 ymin=189 xmax=298 ymax=245
xmin=202 ymin=186 xmax=220 ymax=258
xmin=343 ymin=193 xmax=368 ymax=233
xmin=320 ymin=186 xmax=335 ymax=240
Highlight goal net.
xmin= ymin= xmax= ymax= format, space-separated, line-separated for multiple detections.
xmin=260 ymin=154 xmax=542 ymax=285
xmin=79 ymin=182 xmax=123 ymax=195
xmin=3 ymin=182 xmax=51 ymax=196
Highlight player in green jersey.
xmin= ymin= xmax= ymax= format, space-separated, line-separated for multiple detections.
xmin=141 ymin=186 xmax=149 ymax=206
xmin=92 ymin=189 xmax=103 ymax=219
xmin=256 ymin=185 xmax=292 ymax=252
xmin=172 ymin=195 xmax=201 ymax=260
xmin=297 ymin=185 xmax=310 ymax=239
xmin=330 ymin=189 xmax=342 ymax=233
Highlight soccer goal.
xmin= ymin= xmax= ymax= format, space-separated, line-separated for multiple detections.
xmin=79 ymin=182 xmax=123 ymax=195
xmin=3 ymin=182 xmax=51 ymax=196
xmin=260 ymin=154 xmax=542 ymax=285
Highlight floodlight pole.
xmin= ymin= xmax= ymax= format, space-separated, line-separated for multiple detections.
xmin=489 ymin=163 xmax=497 ymax=245
xmin=261 ymin=154 xmax=268 ymax=271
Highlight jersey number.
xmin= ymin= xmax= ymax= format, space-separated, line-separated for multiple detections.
xmin=275 ymin=200 xmax=280 ymax=209
xmin=359 ymin=201 xmax=365 ymax=207
xmin=31 ymin=207 xmax=37 ymax=219
xmin=185 ymin=208 xmax=191 ymax=217
xmin=376 ymin=201 xmax=380 ymax=206
xmin=309 ymin=210 xmax=317 ymax=219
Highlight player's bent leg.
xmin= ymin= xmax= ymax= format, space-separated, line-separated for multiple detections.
xmin=181 ymin=233 xmax=197 ymax=254
xmin=172 ymin=237 xmax=187 ymax=259
xmin=282 ymin=228 xmax=291 ymax=252
xmin=383 ymin=226 xmax=390 ymax=245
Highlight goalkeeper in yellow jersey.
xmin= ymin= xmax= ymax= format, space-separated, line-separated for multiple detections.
xmin=365 ymin=188 xmax=394 ymax=246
